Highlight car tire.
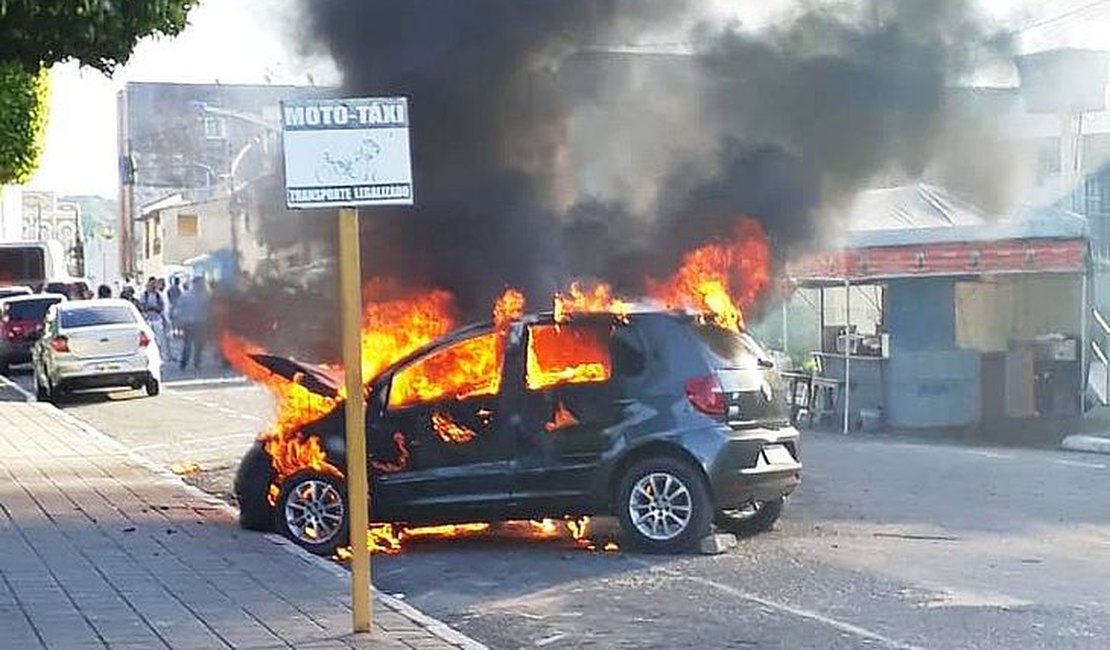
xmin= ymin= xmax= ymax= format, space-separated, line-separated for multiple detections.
xmin=0 ymin=362 xmax=9 ymax=376
xmin=616 ymin=456 xmax=712 ymax=554
xmin=715 ymin=497 xmax=785 ymax=536
xmin=275 ymin=470 xmax=349 ymax=556
xmin=145 ymin=377 xmax=160 ymax=397
xmin=235 ymin=445 xmax=276 ymax=532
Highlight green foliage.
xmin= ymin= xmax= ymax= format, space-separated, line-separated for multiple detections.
xmin=0 ymin=0 xmax=198 ymax=74
xmin=0 ymin=61 xmax=49 ymax=184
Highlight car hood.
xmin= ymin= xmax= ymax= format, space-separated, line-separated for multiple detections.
xmin=248 ymin=353 xmax=343 ymax=399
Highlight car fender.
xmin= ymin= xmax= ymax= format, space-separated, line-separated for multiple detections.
xmin=592 ymin=422 xmax=727 ymax=510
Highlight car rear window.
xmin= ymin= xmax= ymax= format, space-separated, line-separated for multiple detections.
xmin=526 ymin=323 xmax=612 ymax=390
xmin=60 ymin=305 xmax=136 ymax=328
xmin=7 ymin=298 xmax=62 ymax=321
xmin=691 ymin=324 xmax=770 ymax=369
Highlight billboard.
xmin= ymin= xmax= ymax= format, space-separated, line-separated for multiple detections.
xmin=281 ymin=97 xmax=413 ymax=209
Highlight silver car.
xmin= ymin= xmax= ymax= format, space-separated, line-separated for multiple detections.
xmin=32 ymin=299 xmax=163 ymax=402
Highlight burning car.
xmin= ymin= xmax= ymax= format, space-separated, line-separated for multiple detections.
xmin=234 ymin=308 xmax=801 ymax=555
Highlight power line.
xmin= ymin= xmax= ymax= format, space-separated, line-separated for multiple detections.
xmin=1018 ymin=0 xmax=1110 ymax=32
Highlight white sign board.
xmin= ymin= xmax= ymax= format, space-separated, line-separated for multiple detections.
xmin=281 ymin=97 xmax=413 ymax=209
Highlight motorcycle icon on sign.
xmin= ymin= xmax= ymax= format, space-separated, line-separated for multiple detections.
xmin=314 ymin=138 xmax=382 ymax=184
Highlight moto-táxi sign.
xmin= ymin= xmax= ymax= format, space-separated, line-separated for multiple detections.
xmin=281 ymin=97 xmax=414 ymax=209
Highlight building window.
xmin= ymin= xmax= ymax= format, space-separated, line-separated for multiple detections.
xmin=178 ymin=214 xmax=199 ymax=237
xmin=203 ymin=116 xmax=225 ymax=140
xmin=1037 ymin=138 xmax=1061 ymax=178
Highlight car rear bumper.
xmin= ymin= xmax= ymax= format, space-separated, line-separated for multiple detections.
xmin=56 ymin=371 xmax=153 ymax=391
xmin=51 ymin=352 xmax=160 ymax=388
xmin=706 ymin=425 xmax=802 ymax=508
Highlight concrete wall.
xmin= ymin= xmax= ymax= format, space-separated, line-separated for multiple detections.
xmin=140 ymin=197 xmax=231 ymax=277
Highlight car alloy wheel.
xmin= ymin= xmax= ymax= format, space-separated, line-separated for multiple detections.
xmin=282 ymin=476 xmax=346 ymax=547
xmin=617 ymin=457 xmax=711 ymax=553
xmin=628 ymin=471 xmax=694 ymax=541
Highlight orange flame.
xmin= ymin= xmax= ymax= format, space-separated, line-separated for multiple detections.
xmin=220 ymin=333 xmax=342 ymax=495
xmin=544 ymin=400 xmax=580 ymax=432
xmin=554 ymin=282 xmax=632 ymax=323
xmin=389 ymin=331 xmax=503 ymax=409
xmin=566 ymin=516 xmax=591 ymax=541
xmin=431 ymin=410 xmax=477 ymax=444
xmin=333 ymin=517 xmax=604 ymax=558
xmin=221 ymin=280 xmax=458 ymax=496
xmin=649 ymin=217 xmax=771 ymax=332
xmin=526 ymin=324 xmax=612 ymax=391
xmin=371 ymin=432 xmax=411 ymax=473
xmin=493 ymin=288 xmax=525 ymax=330
xmin=360 ymin=279 xmax=457 ymax=381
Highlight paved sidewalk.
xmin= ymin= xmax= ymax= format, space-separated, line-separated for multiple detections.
xmin=0 ymin=402 xmax=483 ymax=649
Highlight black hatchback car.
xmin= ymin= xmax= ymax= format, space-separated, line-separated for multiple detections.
xmin=235 ymin=311 xmax=801 ymax=554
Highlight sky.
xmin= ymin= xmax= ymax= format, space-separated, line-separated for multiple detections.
xmin=26 ymin=0 xmax=1110 ymax=198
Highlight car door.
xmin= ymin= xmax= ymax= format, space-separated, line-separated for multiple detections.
xmin=366 ymin=327 xmax=515 ymax=523
xmin=509 ymin=318 xmax=647 ymax=515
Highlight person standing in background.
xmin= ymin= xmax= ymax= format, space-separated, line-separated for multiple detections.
xmin=176 ymin=276 xmax=211 ymax=370
xmin=139 ymin=277 xmax=169 ymax=357
xmin=166 ymin=276 xmax=183 ymax=339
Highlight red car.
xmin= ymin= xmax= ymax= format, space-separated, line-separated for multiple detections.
xmin=0 ymin=293 xmax=67 ymax=373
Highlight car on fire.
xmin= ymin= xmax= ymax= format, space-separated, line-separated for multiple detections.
xmin=235 ymin=310 xmax=802 ymax=554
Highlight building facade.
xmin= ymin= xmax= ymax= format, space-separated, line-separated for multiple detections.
xmin=117 ymin=81 xmax=327 ymax=278
xmin=20 ymin=190 xmax=83 ymax=275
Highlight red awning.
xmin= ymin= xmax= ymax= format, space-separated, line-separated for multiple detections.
xmin=789 ymin=238 xmax=1088 ymax=284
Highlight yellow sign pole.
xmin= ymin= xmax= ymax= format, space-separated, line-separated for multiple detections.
xmin=338 ymin=206 xmax=371 ymax=632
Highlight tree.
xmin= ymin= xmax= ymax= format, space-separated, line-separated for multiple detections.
xmin=0 ymin=62 xmax=49 ymax=184
xmin=0 ymin=0 xmax=198 ymax=183
xmin=0 ymin=1 xmax=198 ymax=74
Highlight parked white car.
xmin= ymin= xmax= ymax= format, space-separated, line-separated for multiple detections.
xmin=32 ymin=299 xmax=162 ymax=402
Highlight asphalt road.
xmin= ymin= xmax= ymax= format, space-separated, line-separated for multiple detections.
xmin=6 ymin=364 xmax=1110 ymax=649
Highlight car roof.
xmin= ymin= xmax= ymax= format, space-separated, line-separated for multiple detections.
xmin=374 ymin=309 xmax=694 ymax=382
xmin=1 ymin=293 xmax=66 ymax=303
xmin=55 ymin=298 xmax=135 ymax=310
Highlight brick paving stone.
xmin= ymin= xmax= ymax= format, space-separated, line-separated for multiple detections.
xmin=0 ymin=403 xmax=480 ymax=650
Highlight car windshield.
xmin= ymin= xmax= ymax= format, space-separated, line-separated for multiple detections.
xmin=7 ymin=298 xmax=62 ymax=321
xmin=60 ymin=305 xmax=136 ymax=328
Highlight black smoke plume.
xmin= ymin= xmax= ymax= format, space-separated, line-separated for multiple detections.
xmin=261 ymin=0 xmax=1011 ymax=339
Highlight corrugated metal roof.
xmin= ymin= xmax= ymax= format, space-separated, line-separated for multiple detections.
xmin=842 ymin=184 xmax=1088 ymax=249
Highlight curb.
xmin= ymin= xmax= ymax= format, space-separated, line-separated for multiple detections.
xmin=1061 ymin=434 xmax=1110 ymax=455
xmin=36 ymin=401 xmax=487 ymax=649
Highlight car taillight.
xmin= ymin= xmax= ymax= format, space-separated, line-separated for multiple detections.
xmin=685 ymin=375 xmax=726 ymax=417
xmin=50 ymin=336 xmax=69 ymax=353
xmin=138 ymin=331 xmax=151 ymax=347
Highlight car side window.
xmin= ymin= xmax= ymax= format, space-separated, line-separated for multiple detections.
xmin=611 ymin=324 xmax=647 ymax=379
xmin=387 ymin=330 xmax=504 ymax=410
xmin=525 ymin=323 xmax=612 ymax=391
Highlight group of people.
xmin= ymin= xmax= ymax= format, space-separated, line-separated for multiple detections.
xmin=100 ymin=275 xmax=212 ymax=370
